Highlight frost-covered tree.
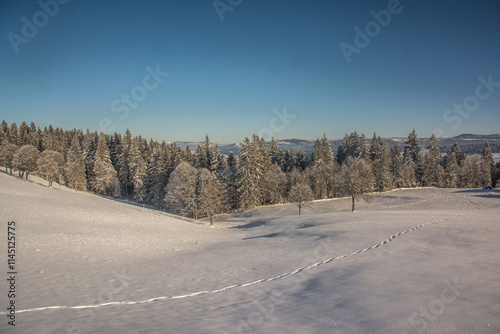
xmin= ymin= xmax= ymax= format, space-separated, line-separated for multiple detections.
xmin=481 ymin=142 xmax=495 ymax=187
xmin=197 ymin=168 xmax=225 ymax=225
xmin=403 ymin=129 xmax=421 ymax=164
xmin=295 ymin=149 xmax=306 ymax=170
xmin=9 ymin=122 xmax=19 ymax=146
xmin=92 ymin=134 xmax=119 ymax=196
xmin=130 ymin=137 xmax=147 ymax=201
xmin=19 ymin=121 xmax=29 ymax=145
xmin=237 ymin=136 xmax=265 ymax=210
xmin=450 ymin=142 xmax=465 ymax=166
xmin=184 ymin=145 xmax=194 ymax=165
xmin=37 ymin=150 xmax=65 ymax=187
xmin=219 ymin=151 xmax=239 ymax=211
xmin=400 ymin=159 xmax=417 ymax=188
xmin=269 ymin=137 xmax=285 ymax=168
xmin=336 ymin=156 xmax=374 ymax=212
xmin=1 ymin=120 xmax=10 ymax=143
xmin=443 ymin=151 xmax=458 ymax=188
xmin=0 ymin=143 xmax=18 ymax=174
xmin=370 ymin=134 xmax=393 ymax=192
xmin=309 ymin=134 xmax=336 ymax=199
xmin=421 ymin=134 xmax=444 ymax=187
xmin=118 ymin=129 xmax=133 ymax=197
xmin=141 ymin=144 xmax=172 ymax=209
xmin=288 ymin=183 xmax=313 ymax=215
xmin=492 ymin=162 xmax=500 ymax=188
xmin=28 ymin=122 xmax=37 ymax=147
xmin=336 ymin=132 xmax=367 ymax=164
xmin=260 ymin=164 xmax=287 ymax=205
xmin=164 ymin=162 xmax=198 ymax=218
xmin=12 ymin=144 xmax=39 ymax=179
xmin=283 ymin=148 xmax=295 ymax=173
xmin=82 ymin=130 xmax=98 ymax=191
xmin=66 ymin=136 xmax=87 ymax=192
xmin=403 ymin=129 xmax=422 ymax=184
xmin=390 ymin=144 xmax=402 ymax=188
xmin=458 ymin=156 xmax=482 ymax=188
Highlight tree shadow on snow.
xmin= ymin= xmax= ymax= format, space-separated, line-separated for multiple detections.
xmin=230 ymin=220 xmax=268 ymax=229
xmin=453 ymin=189 xmax=500 ymax=199
xmin=242 ymin=232 xmax=282 ymax=240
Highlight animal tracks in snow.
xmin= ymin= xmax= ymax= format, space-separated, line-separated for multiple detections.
xmin=1 ymin=212 xmax=467 ymax=315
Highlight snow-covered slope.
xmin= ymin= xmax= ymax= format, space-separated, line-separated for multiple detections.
xmin=1 ymin=171 xmax=499 ymax=333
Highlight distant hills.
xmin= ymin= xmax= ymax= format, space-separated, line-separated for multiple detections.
xmin=172 ymin=134 xmax=500 ymax=156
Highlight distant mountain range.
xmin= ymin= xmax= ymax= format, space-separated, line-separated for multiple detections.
xmin=172 ymin=134 xmax=500 ymax=156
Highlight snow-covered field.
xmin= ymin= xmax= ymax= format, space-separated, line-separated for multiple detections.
xmin=1 ymin=171 xmax=499 ymax=334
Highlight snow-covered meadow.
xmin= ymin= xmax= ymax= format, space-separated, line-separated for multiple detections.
xmin=1 ymin=171 xmax=499 ymax=333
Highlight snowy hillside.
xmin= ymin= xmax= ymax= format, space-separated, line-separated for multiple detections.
xmin=1 ymin=172 xmax=499 ymax=333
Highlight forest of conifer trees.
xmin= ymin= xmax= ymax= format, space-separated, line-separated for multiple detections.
xmin=0 ymin=120 xmax=498 ymax=219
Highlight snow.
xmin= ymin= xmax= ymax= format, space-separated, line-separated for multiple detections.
xmin=1 ymin=171 xmax=499 ymax=333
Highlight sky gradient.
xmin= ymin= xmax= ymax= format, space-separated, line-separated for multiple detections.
xmin=1 ymin=0 xmax=499 ymax=144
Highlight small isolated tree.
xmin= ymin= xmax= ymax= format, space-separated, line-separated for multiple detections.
xmin=336 ymin=156 xmax=374 ymax=212
xmin=37 ymin=150 xmax=64 ymax=187
xmin=12 ymin=144 xmax=39 ymax=179
xmin=288 ymin=183 xmax=313 ymax=215
xmin=0 ymin=143 xmax=18 ymax=174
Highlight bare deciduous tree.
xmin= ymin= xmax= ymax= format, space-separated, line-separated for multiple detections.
xmin=288 ymin=183 xmax=313 ymax=215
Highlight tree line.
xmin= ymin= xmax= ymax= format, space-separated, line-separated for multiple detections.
xmin=0 ymin=121 xmax=498 ymax=220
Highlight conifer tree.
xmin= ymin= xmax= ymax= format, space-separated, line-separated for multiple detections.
xmin=82 ymin=130 xmax=98 ymax=191
xmin=9 ymin=122 xmax=19 ymax=146
xmin=481 ymin=142 xmax=495 ymax=187
xmin=403 ymin=129 xmax=422 ymax=184
xmin=118 ymin=129 xmax=133 ymax=197
xmin=130 ymin=137 xmax=147 ymax=201
xmin=390 ymin=144 xmax=402 ymax=188
xmin=421 ymin=134 xmax=444 ymax=187
xmin=184 ymin=145 xmax=194 ymax=165
xmin=450 ymin=142 xmax=465 ymax=166
xmin=370 ymin=134 xmax=393 ymax=191
xmin=0 ymin=120 xmax=10 ymax=143
xmin=237 ymin=137 xmax=263 ymax=210
xmin=403 ymin=129 xmax=421 ymax=165
xmin=283 ymin=149 xmax=295 ymax=173
xmin=66 ymin=136 xmax=87 ymax=192
xmin=142 ymin=144 xmax=172 ymax=209
xmin=443 ymin=151 xmax=458 ymax=188
xmin=29 ymin=122 xmax=37 ymax=146
xmin=295 ymin=150 xmax=305 ymax=170
xmin=269 ymin=137 xmax=285 ymax=168
xmin=92 ymin=134 xmax=119 ymax=196
xmin=310 ymin=134 xmax=336 ymax=199
xmin=19 ymin=121 xmax=29 ymax=145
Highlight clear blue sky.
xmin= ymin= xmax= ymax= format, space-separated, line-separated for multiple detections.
xmin=1 ymin=0 xmax=499 ymax=143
